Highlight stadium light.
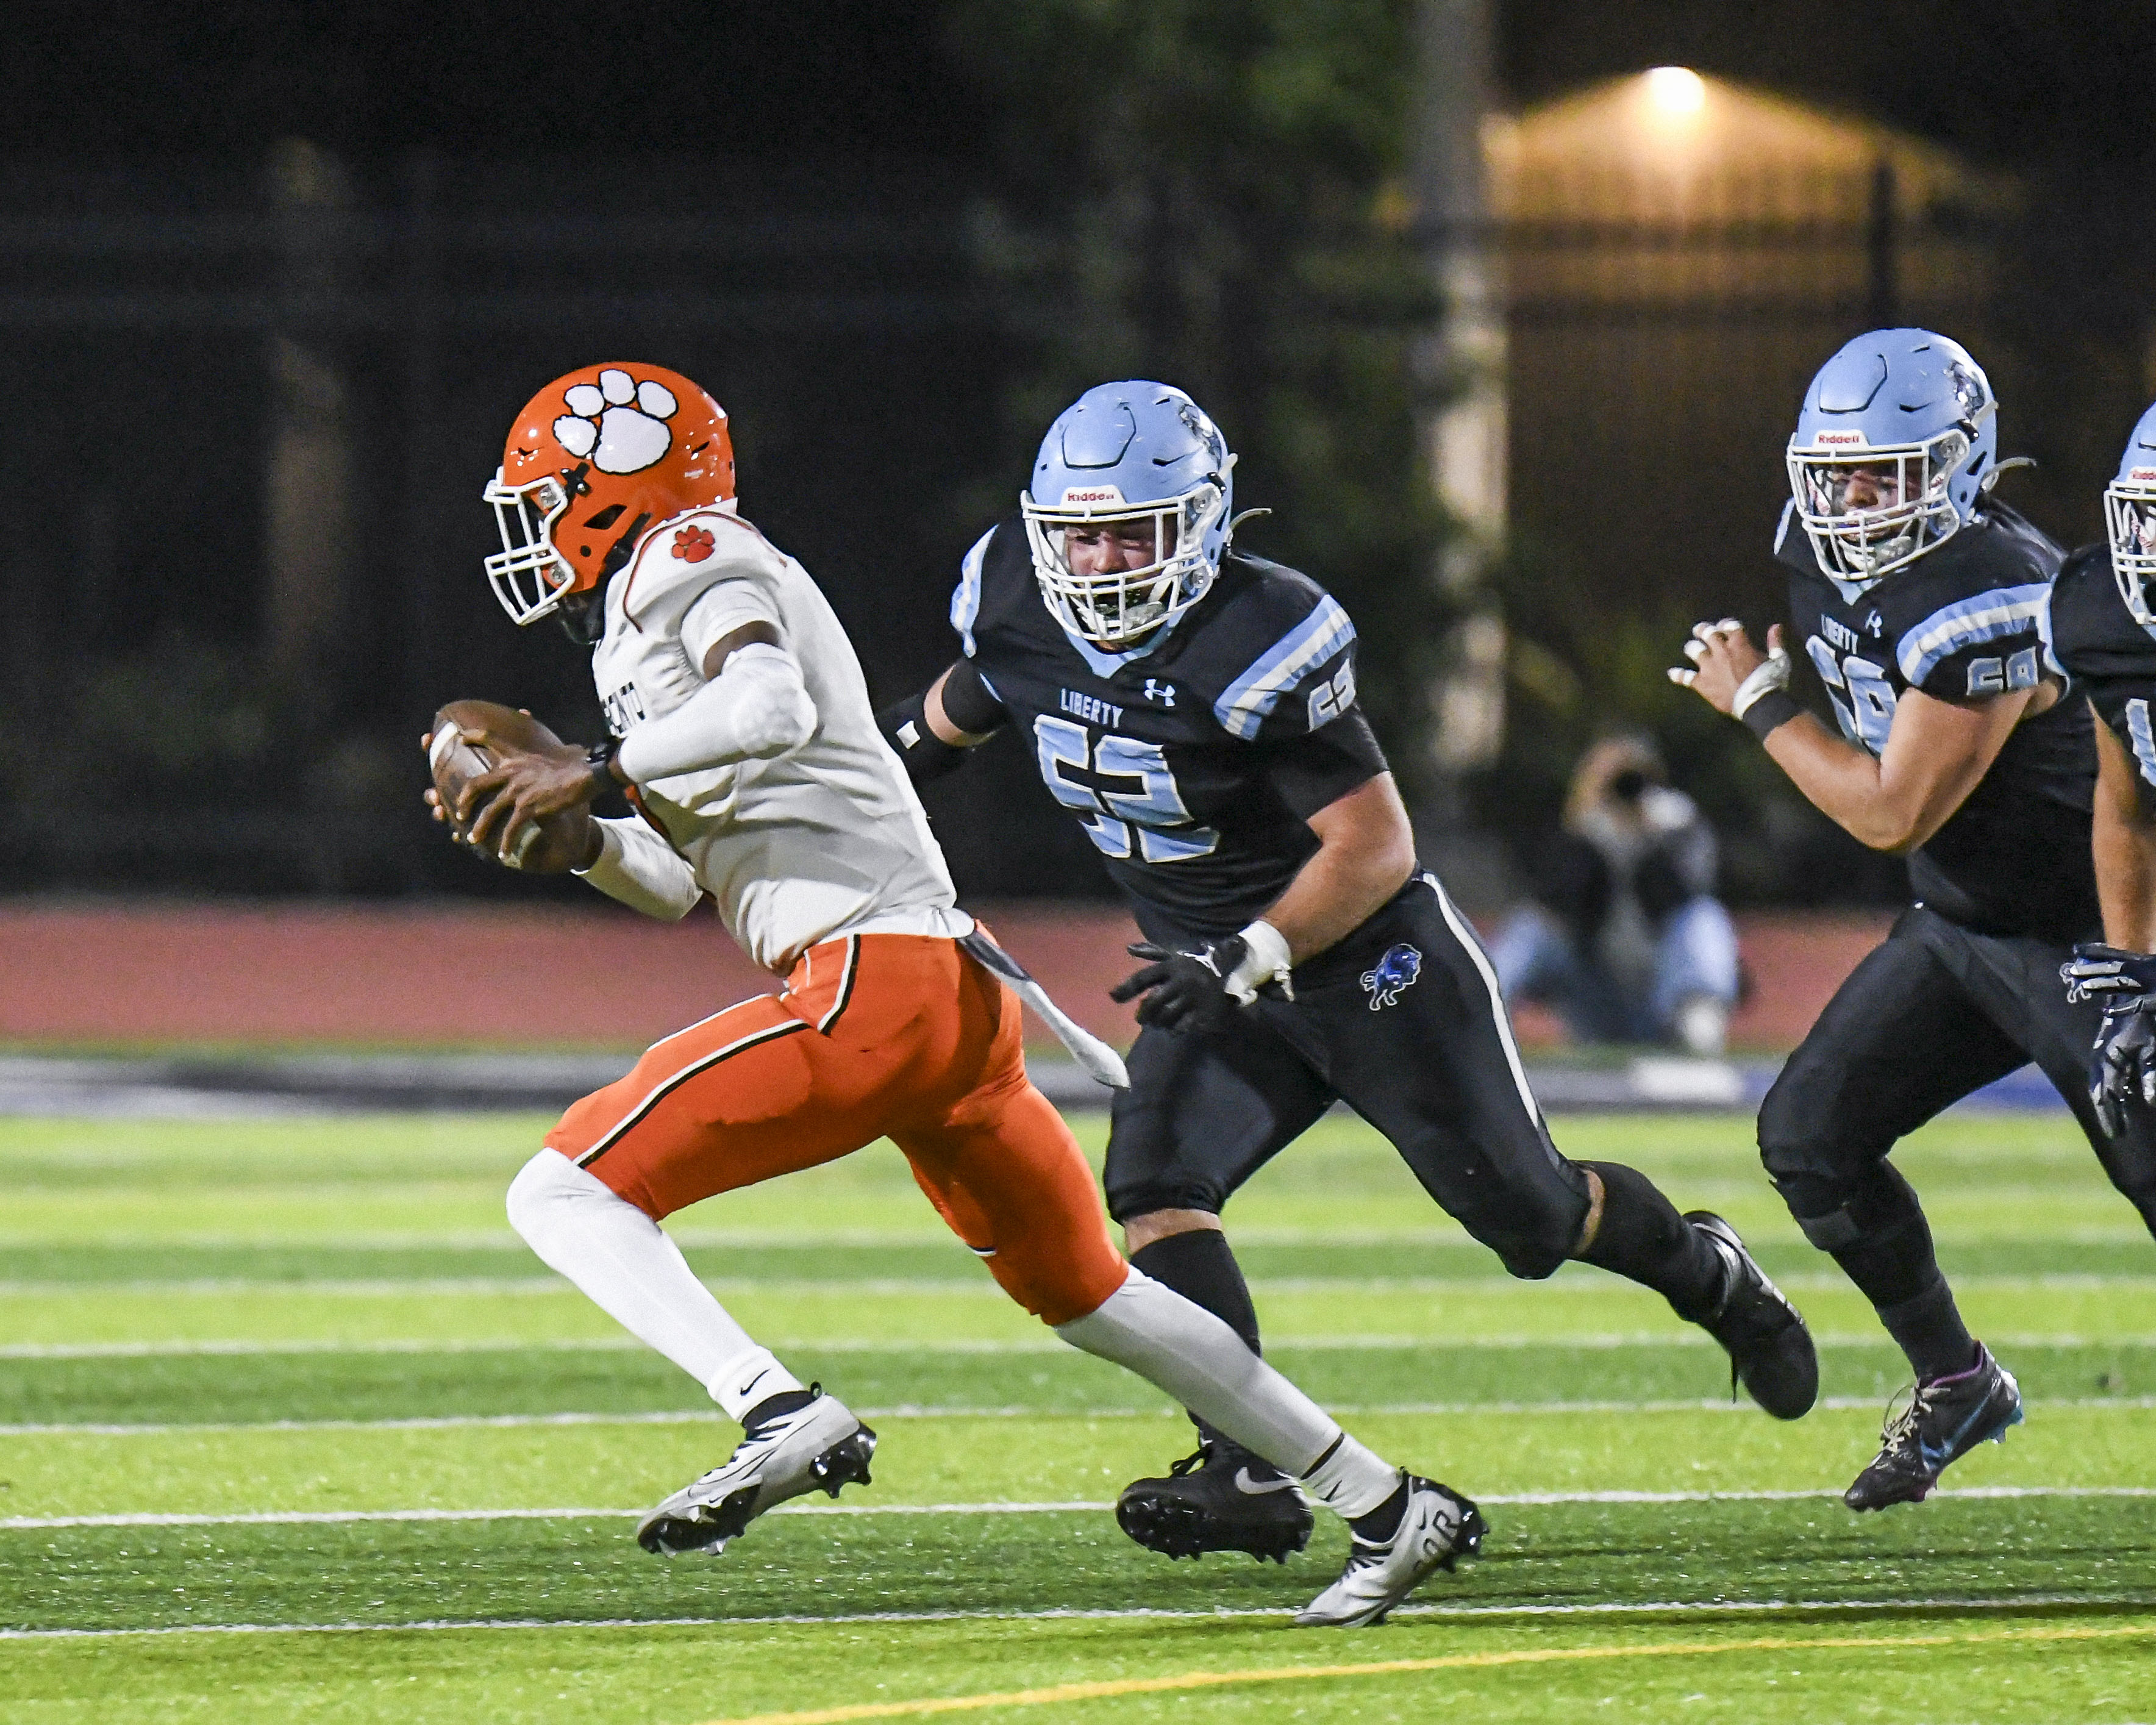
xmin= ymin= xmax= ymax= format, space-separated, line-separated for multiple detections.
xmin=1643 ymin=66 xmax=1707 ymax=116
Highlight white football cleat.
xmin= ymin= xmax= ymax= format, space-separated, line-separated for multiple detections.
xmin=1293 ymin=1476 xmax=1486 ymax=1628
xmin=636 ymin=1390 xmax=877 ymax=1556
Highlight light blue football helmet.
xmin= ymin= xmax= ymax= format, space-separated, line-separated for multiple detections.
xmin=1787 ymin=328 xmax=1998 ymax=591
xmin=1021 ymin=381 xmax=1235 ymax=649
xmin=2107 ymin=401 xmax=2156 ymax=626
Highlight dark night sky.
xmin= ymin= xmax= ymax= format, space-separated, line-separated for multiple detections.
xmin=8 ymin=2 xmax=976 ymax=159
xmin=9 ymin=2 xmax=2145 ymax=176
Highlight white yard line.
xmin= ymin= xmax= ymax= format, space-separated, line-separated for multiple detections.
xmin=12 ymin=1330 xmax=2154 ymax=1360
xmin=8 ymin=1485 xmax=2151 ymax=1532
xmin=8 ymin=1272 xmax=2153 ymax=1298
xmin=7 ymin=1394 xmax=2156 ymax=1438
xmin=6 ymin=1592 xmax=2153 ymax=1641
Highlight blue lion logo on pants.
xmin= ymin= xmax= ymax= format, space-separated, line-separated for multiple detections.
xmin=1360 ymin=942 xmax=1422 ymax=1010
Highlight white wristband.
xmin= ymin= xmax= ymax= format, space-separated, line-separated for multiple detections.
xmin=1730 ymin=642 xmax=1793 ymax=721
xmin=1222 ymin=919 xmax=1294 ymax=1005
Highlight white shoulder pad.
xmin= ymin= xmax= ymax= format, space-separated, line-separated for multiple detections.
xmin=618 ymin=508 xmax=787 ymax=631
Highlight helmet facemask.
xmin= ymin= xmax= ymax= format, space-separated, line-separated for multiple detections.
xmin=483 ymin=470 xmax=580 ymax=626
xmin=1021 ymin=480 xmax=1228 ymax=651
xmin=1787 ymin=427 xmax=1975 ymax=588
xmin=2108 ymin=476 xmax=2156 ymax=627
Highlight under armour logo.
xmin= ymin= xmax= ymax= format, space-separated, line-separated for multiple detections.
xmin=1360 ymin=942 xmax=1422 ymax=1010
xmin=1144 ymin=679 xmax=1176 ymax=707
xmin=1865 ymin=612 xmax=1884 ymax=637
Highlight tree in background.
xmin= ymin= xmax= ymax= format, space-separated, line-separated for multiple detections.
xmin=952 ymin=0 xmax=1452 ymax=784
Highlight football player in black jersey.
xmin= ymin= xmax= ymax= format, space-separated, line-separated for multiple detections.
xmin=1676 ymin=330 xmax=2156 ymax=1512
xmin=882 ymin=380 xmax=1817 ymax=1566
xmin=2049 ymin=404 xmax=2156 ymax=1135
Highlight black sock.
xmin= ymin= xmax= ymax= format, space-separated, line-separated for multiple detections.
xmin=1130 ymin=1228 xmax=1268 ymax=1460
xmin=1348 ymin=1478 xmax=1410 ymax=1543
xmin=1130 ymin=1230 xmax=1262 ymax=1354
xmin=743 ymin=1388 xmax=816 ymax=1430
xmin=1791 ymin=1162 xmax=1976 ymax=1382
xmin=1572 ymin=1161 xmax=1726 ymax=1322
xmin=1877 ymin=1280 xmax=1980 ymax=1382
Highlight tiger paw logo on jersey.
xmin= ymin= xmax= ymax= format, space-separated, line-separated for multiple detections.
xmin=673 ymin=525 xmax=716 ymax=563
xmin=551 ymin=368 xmax=679 ymax=475
xmin=1361 ymin=942 xmax=1422 ymax=1010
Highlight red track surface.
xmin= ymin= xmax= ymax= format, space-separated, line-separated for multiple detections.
xmin=2 ymin=900 xmax=1893 ymax=1051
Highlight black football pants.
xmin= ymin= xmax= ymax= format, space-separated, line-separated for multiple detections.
xmin=1759 ymin=905 xmax=2156 ymax=1242
xmin=1102 ymin=870 xmax=1594 ymax=1279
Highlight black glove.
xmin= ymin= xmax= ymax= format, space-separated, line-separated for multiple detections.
xmin=2091 ymin=998 xmax=2156 ymax=1138
xmin=2061 ymin=942 xmax=2156 ymax=1004
xmin=1109 ymin=937 xmax=1252 ymax=1035
xmin=2064 ymin=945 xmax=2156 ymax=1137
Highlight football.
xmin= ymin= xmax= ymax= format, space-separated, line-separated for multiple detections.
xmin=427 ymin=699 xmax=595 ymax=873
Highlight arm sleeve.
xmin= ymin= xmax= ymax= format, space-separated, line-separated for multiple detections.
xmin=613 ymin=642 xmax=816 ymax=783
xmin=1263 ymin=707 xmax=1389 ymax=820
xmin=877 ymin=659 xmax=1009 ymax=786
xmin=938 ymin=656 xmax=1009 ymax=735
xmin=575 ymin=816 xmax=702 ymax=921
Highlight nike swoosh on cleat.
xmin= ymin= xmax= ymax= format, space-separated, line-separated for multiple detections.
xmin=1233 ymin=1468 xmax=1295 ymax=1495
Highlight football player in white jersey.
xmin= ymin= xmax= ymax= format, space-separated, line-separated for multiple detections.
xmin=429 ymin=362 xmax=1482 ymax=1626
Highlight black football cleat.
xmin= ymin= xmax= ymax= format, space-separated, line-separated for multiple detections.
xmin=1685 ymin=1210 xmax=1819 ymax=1420
xmin=1116 ymin=1438 xmax=1315 ymax=1563
xmin=1844 ymin=1343 xmax=2024 ymax=1512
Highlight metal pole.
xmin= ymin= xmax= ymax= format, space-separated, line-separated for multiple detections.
xmin=1414 ymin=0 xmax=1508 ymax=788
xmin=1866 ymin=154 xmax=1897 ymax=329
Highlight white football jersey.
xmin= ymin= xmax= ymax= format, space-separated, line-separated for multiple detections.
xmin=585 ymin=506 xmax=966 ymax=973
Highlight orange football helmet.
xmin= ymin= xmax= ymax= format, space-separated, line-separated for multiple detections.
xmin=482 ymin=362 xmax=736 ymax=626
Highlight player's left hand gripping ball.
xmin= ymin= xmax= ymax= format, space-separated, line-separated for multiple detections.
xmin=2065 ymin=944 xmax=2156 ymax=1135
xmin=423 ymin=699 xmax=598 ymax=874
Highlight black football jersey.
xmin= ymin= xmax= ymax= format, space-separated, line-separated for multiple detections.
xmin=2045 ymin=543 xmax=2156 ymax=815
xmin=1774 ymin=498 xmax=2098 ymax=942
xmin=953 ymin=519 xmax=1382 ymax=944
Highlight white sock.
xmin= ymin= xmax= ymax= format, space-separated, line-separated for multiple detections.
xmin=505 ymin=1150 xmax=805 ymax=1421
xmin=1300 ymin=1432 xmax=1404 ymax=1521
xmin=1053 ymin=1268 xmax=1384 ymax=1493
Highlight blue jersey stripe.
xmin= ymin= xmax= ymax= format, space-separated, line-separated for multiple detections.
xmin=1213 ymin=597 xmax=1355 ymax=740
xmin=950 ymin=528 xmax=995 ymax=656
xmin=2129 ymin=699 xmax=2156 ymax=788
xmin=1896 ymin=583 xmax=2051 ymax=687
xmin=2037 ymin=584 xmax=2066 ymax=680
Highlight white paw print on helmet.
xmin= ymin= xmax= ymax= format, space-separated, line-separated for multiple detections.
xmin=554 ymin=368 xmax=679 ymax=474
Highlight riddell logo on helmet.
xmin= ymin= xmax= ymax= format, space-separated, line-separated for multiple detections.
xmin=2132 ymin=467 xmax=2156 ymax=482
xmin=1061 ymin=486 xmax=1127 ymax=506
xmin=1813 ymin=430 xmax=1869 ymax=448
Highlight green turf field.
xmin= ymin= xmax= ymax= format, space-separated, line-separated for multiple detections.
xmin=3 ymin=1109 xmax=2154 ymax=1723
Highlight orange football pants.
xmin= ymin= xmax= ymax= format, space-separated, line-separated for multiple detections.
xmin=544 ymin=931 xmax=1128 ymax=1326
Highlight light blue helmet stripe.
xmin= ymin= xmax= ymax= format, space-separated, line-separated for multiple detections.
xmin=1213 ymin=597 xmax=1355 ymax=740
xmin=1895 ymin=583 xmax=2050 ymax=685
xmin=950 ymin=528 xmax=994 ymax=655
